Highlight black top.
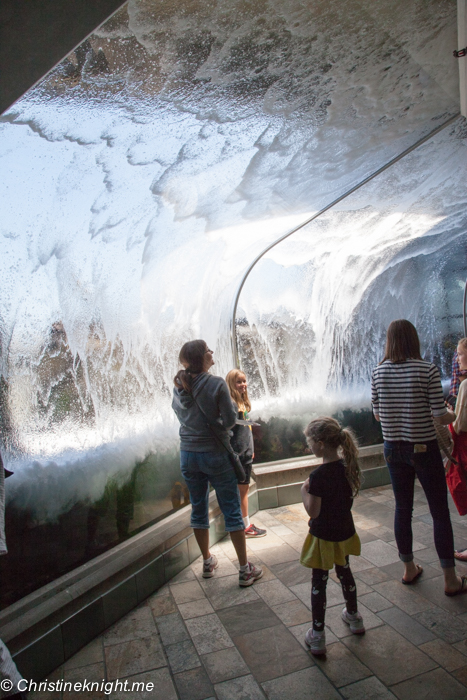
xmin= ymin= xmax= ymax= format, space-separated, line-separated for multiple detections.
xmin=307 ymin=459 xmax=355 ymax=542
xmin=230 ymin=404 xmax=254 ymax=468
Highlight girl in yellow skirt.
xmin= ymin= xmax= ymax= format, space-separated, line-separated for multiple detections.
xmin=300 ymin=417 xmax=364 ymax=655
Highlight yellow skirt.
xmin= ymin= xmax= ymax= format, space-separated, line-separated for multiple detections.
xmin=300 ymin=532 xmax=361 ymax=570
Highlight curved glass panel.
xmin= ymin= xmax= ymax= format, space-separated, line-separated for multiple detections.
xmin=237 ymin=119 xmax=467 ymax=461
xmin=0 ymin=0 xmax=460 ymax=604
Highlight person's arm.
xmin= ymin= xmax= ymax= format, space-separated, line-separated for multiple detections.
xmin=217 ymin=381 xmax=237 ymax=430
xmin=428 ymin=364 xmax=454 ymax=424
xmin=301 ymin=477 xmax=321 ymax=519
xmin=453 ymin=381 xmax=467 ymax=434
xmin=371 ymin=370 xmax=380 ymax=421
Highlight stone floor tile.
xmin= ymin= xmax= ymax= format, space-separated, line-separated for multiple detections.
xmin=358 ymin=592 xmax=393 ymax=614
xmin=354 ymin=567 xmax=391 ymax=585
xmin=63 ymin=638 xmax=103 ymax=669
xmin=360 ymin=541 xmax=400 ymax=567
xmin=410 ymin=547 xmax=439 ymax=564
xmin=390 ymin=667 xmax=467 ymax=699
xmin=314 ymin=641 xmax=372 ymax=688
xmin=173 ymin=666 xmax=214 ymax=700
xmin=147 ymin=593 xmax=177 ymax=617
xmin=185 ymin=613 xmax=234 ymax=655
xmin=269 ymin=560 xmax=311 ymax=587
xmin=367 ymin=526 xmax=397 ymax=542
xmin=165 ymin=639 xmax=201 ymax=673
xmin=104 ymin=605 xmax=156 ymax=647
xmin=414 ymin=607 xmax=467 ymax=643
xmin=155 ymin=612 xmax=190 ymax=645
xmin=347 ymin=555 xmax=374 ymax=572
xmin=170 ymin=579 xmax=206 ymax=604
xmin=105 ymin=636 xmax=167 ymax=680
xmin=215 ymin=674 xmax=266 ymax=700
xmin=63 ymin=662 xmax=105 ymax=682
xmin=274 ymin=519 xmax=309 ymax=536
xmin=288 ymin=621 xmax=339 ymax=650
xmin=379 ymin=561 xmax=440 ymax=582
xmin=356 ymin=529 xmax=379 ymax=544
xmin=218 ymin=600 xmax=281 ymax=637
xmin=201 ymin=647 xmax=249 ymax=683
xmin=268 ymin=524 xmax=295 ymax=536
xmin=386 ymin=540 xmax=427 ymax=552
xmin=200 ymin=574 xmax=260 ymax=610
xmin=249 ymin=564 xmax=277 ymax=584
xmin=353 ymin=517 xmax=381 ymax=530
xmin=377 ymin=607 xmax=436 ymax=645
xmin=262 ymin=666 xmax=341 ymax=699
xmin=107 ymin=668 xmax=178 ymax=700
xmin=343 ymin=625 xmax=436 ymax=685
xmin=250 ymin=543 xmax=299 ymax=566
xmin=178 ymin=598 xmax=215 ymax=620
xmin=254 ymin=579 xmax=297 ymax=606
xmin=414 ymin=575 xmax=467 ymax=614
xmin=278 ymin=534 xmax=307 ymax=552
xmin=271 ymin=599 xmax=313 ymax=627
xmin=289 ymin=583 xmax=312 ymax=609
xmin=217 ymin=539 xmax=239 ymax=560
xmin=234 ymin=624 xmax=313 ymax=682
xmin=340 ymin=676 xmax=398 ymax=699
xmin=453 ymin=666 xmax=467 ymax=688
xmin=372 ymin=580 xmax=434 ymax=615
xmin=170 ymin=566 xmax=197 ymax=583
xmin=325 ymin=602 xmax=383 ymax=639
xmin=244 ymin=531 xmax=287 ymax=551
xmin=419 ymin=638 xmax=467 ymax=671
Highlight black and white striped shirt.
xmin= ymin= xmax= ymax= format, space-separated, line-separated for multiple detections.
xmin=371 ymin=359 xmax=447 ymax=442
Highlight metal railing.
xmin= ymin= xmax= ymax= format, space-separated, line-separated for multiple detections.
xmin=230 ymin=113 xmax=461 ymax=367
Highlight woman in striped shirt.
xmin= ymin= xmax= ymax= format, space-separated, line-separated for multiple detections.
xmin=371 ymin=320 xmax=465 ymax=595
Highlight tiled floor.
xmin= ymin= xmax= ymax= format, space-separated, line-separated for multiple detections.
xmin=29 ymin=484 xmax=467 ymax=699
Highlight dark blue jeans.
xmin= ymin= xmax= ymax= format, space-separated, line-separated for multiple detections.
xmin=384 ymin=440 xmax=455 ymax=569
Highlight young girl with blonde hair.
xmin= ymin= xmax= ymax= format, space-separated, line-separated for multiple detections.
xmin=300 ymin=416 xmax=364 ymax=655
xmin=225 ymin=369 xmax=266 ymax=538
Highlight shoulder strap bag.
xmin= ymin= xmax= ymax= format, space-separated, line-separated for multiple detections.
xmin=190 ymin=392 xmax=246 ymax=483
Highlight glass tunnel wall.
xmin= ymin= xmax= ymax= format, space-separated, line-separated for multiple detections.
xmin=0 ymin=0 xmax=462 ymax=605
xmin=236 ymin=119 xmax=467 ymax=463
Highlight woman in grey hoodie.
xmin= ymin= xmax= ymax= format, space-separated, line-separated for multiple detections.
xmin=172 ymin=339 xmax=263 ymax=587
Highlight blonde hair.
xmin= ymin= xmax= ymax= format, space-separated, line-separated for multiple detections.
xmin=458 ymin=338 xmax=467 ymax=351
xmin=304 ymin=416 xmax=361 ymax=496
xmin=225 ymin=369 xmax=251 ymax=413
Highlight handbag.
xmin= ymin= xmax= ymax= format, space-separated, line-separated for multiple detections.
xmin=190 ymin=393 xmax=246 ymax=483
xmin=446 ymin=425 xmax=467 ymax=516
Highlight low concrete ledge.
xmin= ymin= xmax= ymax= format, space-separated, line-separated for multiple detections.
xmin=1 ymin=446 xmax=387 ymax=681
xmin=253 ymin=443 xmax=389 ymax=510
xmin=0 ymin=486 xmax=259 ymax=681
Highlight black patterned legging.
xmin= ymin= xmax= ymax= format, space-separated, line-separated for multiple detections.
xmin=311 ymin=556 xmax=358 ymax=632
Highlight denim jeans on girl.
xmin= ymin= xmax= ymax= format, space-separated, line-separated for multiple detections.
xmin=384 ymin=440 xmax=455 ymax=568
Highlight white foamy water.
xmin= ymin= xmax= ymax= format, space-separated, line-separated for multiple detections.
xmin=0 ymin=0 xmax=461 ymax=518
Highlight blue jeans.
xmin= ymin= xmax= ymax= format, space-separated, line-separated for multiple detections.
xmin=180 ymin=451 xmax=244 ymax=532
xmin=384 ymin=440 xmax=455 ymax=568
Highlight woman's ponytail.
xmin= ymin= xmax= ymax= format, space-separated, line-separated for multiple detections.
xmin=340 ymin=428 xmax=361 ymax=496
xmin=304 ymin=416 xmax=362 ymax=496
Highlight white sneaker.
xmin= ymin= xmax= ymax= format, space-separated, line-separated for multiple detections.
xmin=304 ymin=628 xmax=326 ymax=655
xmin=341 ymin=607 xmax=365 ymax=634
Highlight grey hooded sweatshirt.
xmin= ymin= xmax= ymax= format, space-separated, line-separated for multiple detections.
xmin=172 ymin=372 xmax=237 ymax=452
